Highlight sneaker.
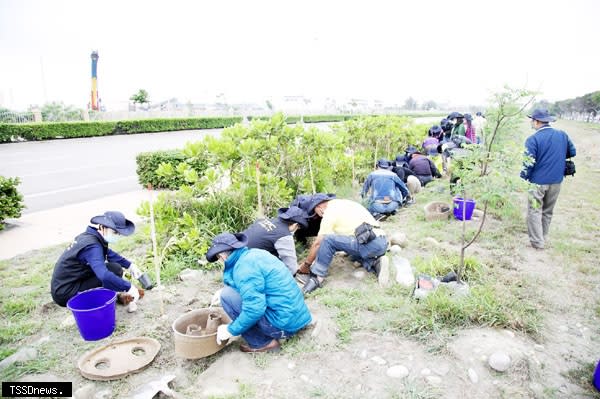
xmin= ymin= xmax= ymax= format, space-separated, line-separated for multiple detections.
xmin=406 ymin=197 xmax=416 ymax=205
xmin=302 ymin=274 xmax=322 ymax=294
xmin=295 ymin=272 xmax=310 ymax=285
xmin=240 ymin=339 xmax=281 ymax=353
xmin=375 ymin=214 xmax=389 ymax=222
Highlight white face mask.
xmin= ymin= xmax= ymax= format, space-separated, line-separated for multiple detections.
xmin=104 ymin=230 xmax=120 ymax=244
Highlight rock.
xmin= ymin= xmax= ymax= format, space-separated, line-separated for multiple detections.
xmin=390 ymin=232 xmax=408 ymax=247
xmin=424 ymin=237 xmax=440 ymax=247
xmin=489 ymin=352 xmax=511 ymax=372
xmin=503 ymin=330 xmax=515 ymax=338
xmin=0 ymin=347 xmax=38 ymax=370
xmin=60 ymin=315 xmax=76 ymax=328
xmin=442 ymin=281 xmax=470 ymax=297
xmin=529 ymin=382 xmax=544 ymax=397
xmin=472 ymin=209 xmax=484 ymax=219
xmin=94 ymin=389 xmax=112 ymax=399
xmin=300 ymin=375 xmax=310 ymax=383
xmin=432 ymin=363 xmax=450 ymax=376
xmin=559 ymin=325 xmax=569 ymax=332
xmin=420 ymin=368 xmax=431 ymax=376
xmin=391 ymin=256 xmax=414 ymax=287
xmin=370 ymin=356 xmax=387 ymax=365
xmin=74 ymin=383 xmax=96 ymax=399
xmin=288 ymin=362 xmax=296 ymax=370
xmin=534 ymin=344 xmax=544 ymax=351
xmin=389 ymin=244 xmax=402 ymax=253
xmin=360 ymin=349 xmax=368 ymax=359
xmin=386 ymin=365 xmax=409 ymax=379
xmin=468 ymin=368 xmax=478 ymax=384
xmin=179 ymin=268 xmax=202 ymax=281
xmin=35 ymin=336 xmax=50 ymax=346
xmin=352 ymin=270 xmax=366 ymax=279
xmin=426 ymin=376 xmax=442 ymax=385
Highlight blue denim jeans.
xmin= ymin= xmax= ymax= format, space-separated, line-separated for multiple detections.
xmin=311 ymin=235 xmax=388 ymax=277
xmin=220 ymin=286 xmax=289 ymax=348
xmin=368 ymin=201 xmax=400 ymax=216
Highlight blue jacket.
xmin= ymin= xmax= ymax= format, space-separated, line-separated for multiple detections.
xmin=223 ymin=247 xmax=312 ymax=336
xmin=521 ymin=125 xmax=576 ymax=185
xmin=361 ymin=169 xmax=409 ymax=203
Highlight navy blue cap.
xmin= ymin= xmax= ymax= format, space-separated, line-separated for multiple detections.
xmin=527 ymin=108 xmax=556 ymax=123
xmin=206 ymin=232 xmax=248 ymax=262
xmin=278 ymin=206 xmax=309 ymax=228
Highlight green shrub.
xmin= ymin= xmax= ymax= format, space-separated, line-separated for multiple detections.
xmin=136 ymin=150 xmax=187 ymax=190
xmin=0 ymin=176 xmax=25 ymax=229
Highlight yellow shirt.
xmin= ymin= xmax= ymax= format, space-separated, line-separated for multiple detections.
xmin=318 ymin=199 xmax=380 ymax=236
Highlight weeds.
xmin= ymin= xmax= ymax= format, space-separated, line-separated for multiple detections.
xmin=563 ymin=361 xmax=600 ymax=397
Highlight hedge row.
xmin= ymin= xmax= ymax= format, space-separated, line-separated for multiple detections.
xmin=0 ymin=117 xmax=242 ymax=143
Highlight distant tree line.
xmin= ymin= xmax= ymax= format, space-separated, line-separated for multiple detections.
xmin=535 ymin=90 xmax=600 ymax=122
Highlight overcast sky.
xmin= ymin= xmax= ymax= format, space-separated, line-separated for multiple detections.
xmin=1 ymin=0 xmax=599 ymax=111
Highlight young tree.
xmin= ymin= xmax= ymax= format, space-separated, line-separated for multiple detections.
xmin=450 ymin=86 xmax=536 ymax=282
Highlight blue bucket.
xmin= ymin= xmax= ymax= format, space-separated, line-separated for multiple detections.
xmin=453 ymin=197 xmax=476 ymax=221
xmin=67 ymin=288 xmax=117 ymax=341
xmin=593 ymin=360 xmax=600 ymax=391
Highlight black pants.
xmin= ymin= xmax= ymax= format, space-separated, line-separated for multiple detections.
xmin=53 ymin=262 xmax=123 ymax=307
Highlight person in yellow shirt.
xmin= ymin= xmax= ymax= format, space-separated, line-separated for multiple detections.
xmin=296 ymin=198 xmax=389 ymax=294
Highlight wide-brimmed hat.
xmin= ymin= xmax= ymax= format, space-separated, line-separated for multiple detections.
xmin=527 ymin=108 xmax=556 ymax=123
xmin=464 ymin=113 xmax=473 ymax=121
xmin=448 ymin=112 xmax=464 ymax=119
xmin=277 ymin=206 xmax=309 ymax=228
xmin=90 ymin=211 xmax=135 ymax=236
xmin=206 ymin=232 xmax=248 ymax=262
xmin=376 ymin=159 xmax=391 ymax=169
xmin=406 ymin=146 xmax=422 ymax=156
xmin=429 ymin=125 xmax=442 ymax=135
xmin=306 ymin=193 xmax=335 ymax=217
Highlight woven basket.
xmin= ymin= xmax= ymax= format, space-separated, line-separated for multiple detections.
xmin=424 ymin=201 xmax=451 ymax=222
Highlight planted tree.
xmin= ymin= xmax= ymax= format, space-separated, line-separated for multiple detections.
xmin=449 ymin=86 xmax=536 ymax=282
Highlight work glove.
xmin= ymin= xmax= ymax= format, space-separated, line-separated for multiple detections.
xmin=216 ymin=324 xmax=233 ymax=345
xmin=129 ymin=263 xmax=142 ymax=280
xmin=127 ymin=285 xmax=140 ymax=302
xmin=210 ymin=288 xmax=223 ymax=307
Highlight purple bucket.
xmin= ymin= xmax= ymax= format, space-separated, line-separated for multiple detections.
xmin=67 ymin=288 xmax=117 ymax=341
xmin=594 ymin=360 xmax=600 ymax=391
xmin=453 ymin=197 xmax=476 ymax=221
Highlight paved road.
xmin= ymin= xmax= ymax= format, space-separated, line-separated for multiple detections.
xmin=0 ymin=129 xmax=221 ymax=213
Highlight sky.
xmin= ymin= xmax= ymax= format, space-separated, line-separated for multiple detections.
xmin=1 ymin=0 xmax=599 ymax=111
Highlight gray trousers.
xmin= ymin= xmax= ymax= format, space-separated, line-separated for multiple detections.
xmin=527 ymin=183 xmax=562 ymax=248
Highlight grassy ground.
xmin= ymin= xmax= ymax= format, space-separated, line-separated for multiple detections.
xmin=1 ymin=119 xmax=599 ymax=398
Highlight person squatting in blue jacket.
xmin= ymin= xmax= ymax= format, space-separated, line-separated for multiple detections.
xmin=520 ymin=109 xmax=576 ymax=250
xmin=361 ymin=159 xmax=410 ymax=220
xmin=206 ymin=232 xmax=312 ymax=353
xmin=50 ymin=211 xmax=145 ymax=308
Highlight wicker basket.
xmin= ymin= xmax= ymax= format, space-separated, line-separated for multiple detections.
xmin=424 ymin=201 xmax=451 ymax=222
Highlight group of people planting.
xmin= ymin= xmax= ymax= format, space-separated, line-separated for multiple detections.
xmin=49 ymin=108 xmax=575 ymax=353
